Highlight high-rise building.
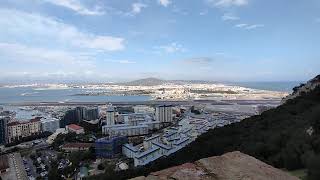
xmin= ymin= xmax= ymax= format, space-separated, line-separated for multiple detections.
xmin=84 ymin=107 xmax=99 ymax=120
xmin=155 ymin=105 xmax=173 ymax=123
xmin=106 ymin=105 xmax=115 ymax=126
xmin=0 ymin=116 xmax=8 ymax=145
xmin=60 ymin=107 xmax=99 ymax=128
xmin=60 ymin=109 xmax=77 ymax=128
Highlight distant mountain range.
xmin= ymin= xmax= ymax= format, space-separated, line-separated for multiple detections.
xmin=120 ymin=77 xmax=213 ymax=86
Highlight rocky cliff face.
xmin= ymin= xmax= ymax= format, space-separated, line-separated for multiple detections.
xmin=282 ymin=75 xmax=320 ymax=103
xmin=130 ymin=151 xmax=298 ymax=180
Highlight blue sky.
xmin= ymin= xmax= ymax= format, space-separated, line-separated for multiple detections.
xmin=0 ymin=0 xmax=319 ymax=83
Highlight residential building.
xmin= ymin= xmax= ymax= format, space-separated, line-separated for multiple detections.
xmin=84 ymin=107 xmax=99 ymax=120
xmin=133 ymin=146 xmax=162 ymax=166
xmin=134 ymin=105 xmax=155 ymax=114
xmin=140 ymin=120 xmax=162 ymax=130
xmin=0 ymin=116 xmax=9 ymax=145
xmin=121 ymin=113 xmax=146 ymax=126
xmin=102 ymin=124 xmax=148 ymax=137
xmin=106 ymin=105 xmax=115 ymax=126
xmin=143 ymin=135 xmax=161 ymax=149
xmin=95 ymin=136 xmax=128 ymax=158
xmin=41 ymin=117 xmax=60 ymax=133
xmin=7 ymin=117 xmax=42 ymax=143
xmin=155 ymin=105 xmax=173 ymax=123
xmin=60 ymin=107 xmax=99 ymax=128
xmin=122 ymin=144 xmax=139 ymax=158
xmin=66 ymin=124 xmax=84 ymax=134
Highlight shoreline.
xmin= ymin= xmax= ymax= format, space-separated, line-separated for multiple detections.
xmin=0 ymin=99 xmax=282 ymax=106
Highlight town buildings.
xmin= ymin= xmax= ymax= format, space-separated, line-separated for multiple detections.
xmin=95 ymin=136 xmax=128 ymax=158
xmin=7 ymin=117 xmax=42 ymax=143
xmin=0 ymin=116 xmax=9 ymax=145
xmin=133 ymin=105 xmax=155 ymax=114
xmin=60 ymin=106 xmax=99 ymax=127
xmin=102 ymin=124 xmax=148 ymax=137
xmin=105 ymin=105 xmax=115 ymax=126
xmin=155 ymin=105 xmax=173 ymax=123
xmin=66 ymin=124 xmax=85 ymax=134
xmin=41 ymin=117 xmax=60 ymax=133
xmin=122 ymin=132 xmax=192 ymax=167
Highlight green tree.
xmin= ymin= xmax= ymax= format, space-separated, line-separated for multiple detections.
xmin=307 ymin=154 xmax=320 ymax=180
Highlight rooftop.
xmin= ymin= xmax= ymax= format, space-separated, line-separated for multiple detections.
xmin=135 ymin=146 xmax=160 ymax=159
xmin=7 ymin=117 xmax=41 ymax=126
xmin=66 ymin=124 xmax=84 ymax=130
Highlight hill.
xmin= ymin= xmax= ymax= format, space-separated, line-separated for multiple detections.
xmin=121 ymin=78 xmax=213 ymax=86
xmin=122 ymin=78 xmax=167 ymax=86
xmin=89 ymin=75 xmax=320 ymax=180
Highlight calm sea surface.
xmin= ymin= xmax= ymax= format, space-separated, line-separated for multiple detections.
xmin=227 ymin=81 xmax=301 ymax=92
xmin=0 ymin=82 xmax=300 ymax=104
xmin=0 ymin=87 xmax=151 ymax=104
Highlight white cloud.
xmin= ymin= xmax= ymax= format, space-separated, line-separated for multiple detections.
xmin=222 ymin=13 xmax=240 ymax=21
xmin=172 ymin=6 xmax=188 ymax=15
xmin=119 ymin=60 xmax=136 ymax=64
xmin=235 ymin=23 xmax=248 ymax=28
xmin=207 ymin=0 xmax=248 ymax=7
xmin=43 ymin=0 xmax=105 ymax=15
xmin=132 ymin=3 xmax=147 ymax=14
xmin=0 ymin=9 xmax=125 ymax=51
xmin=182 ymin=57 xmax=215 ymax=64
xmin=105 ymin=59 xmax=137 ymax=64
xmin=235 ymin=23 xmax=264 ymax=30
xmin=0 ymin=42 xmax=93 ymax=66
xmin=200 ymin=10 xmax=208 ymax=16
xmin=245 ymin=24 xmax=264 ymax=29
xmin=156 ymin=42 xmax=186 ymax=53
xmin=158 ymin=0 xmax=171 ymax=7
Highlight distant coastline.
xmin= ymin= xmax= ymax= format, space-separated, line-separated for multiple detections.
xmin=226 ymin=81 xmax=302 ymax=92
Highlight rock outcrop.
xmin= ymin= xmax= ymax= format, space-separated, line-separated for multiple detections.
xmin=130 ymin=151 xmax=298 ymax=180
xmin=282 ymin=74 xmax=320 ymax=103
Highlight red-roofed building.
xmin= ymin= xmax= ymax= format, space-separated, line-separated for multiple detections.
xmin=66 ymin=124 xmax=84 ymax=134
xmin=7 ymin=117 xmax=42 ymax=143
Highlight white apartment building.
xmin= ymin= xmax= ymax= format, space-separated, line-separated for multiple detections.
xmin=41 ymin=117 xmax=60 ymax=133
xmin=122 ymin=143 xmax=139 ymax=158
xmin=7 ymin=117 xmax=42 ymax=143
xmin=155 ymin=105 xmax=173 ymax=123
xmin=102 ymin=124 xmax=148 ymax=137
xmin=133 ymin=105 xmax=155 ymax=114
xmin=122 ymin=134 xmax=192 ymax=167
xmin=106 ymin=106 xmax=115 ymax=126
xmin=133 ymin=146 xmax=162 ymax=166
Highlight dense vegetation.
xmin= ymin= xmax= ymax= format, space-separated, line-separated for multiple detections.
xmin=89 ymin=84 xmax=320 ymax=180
